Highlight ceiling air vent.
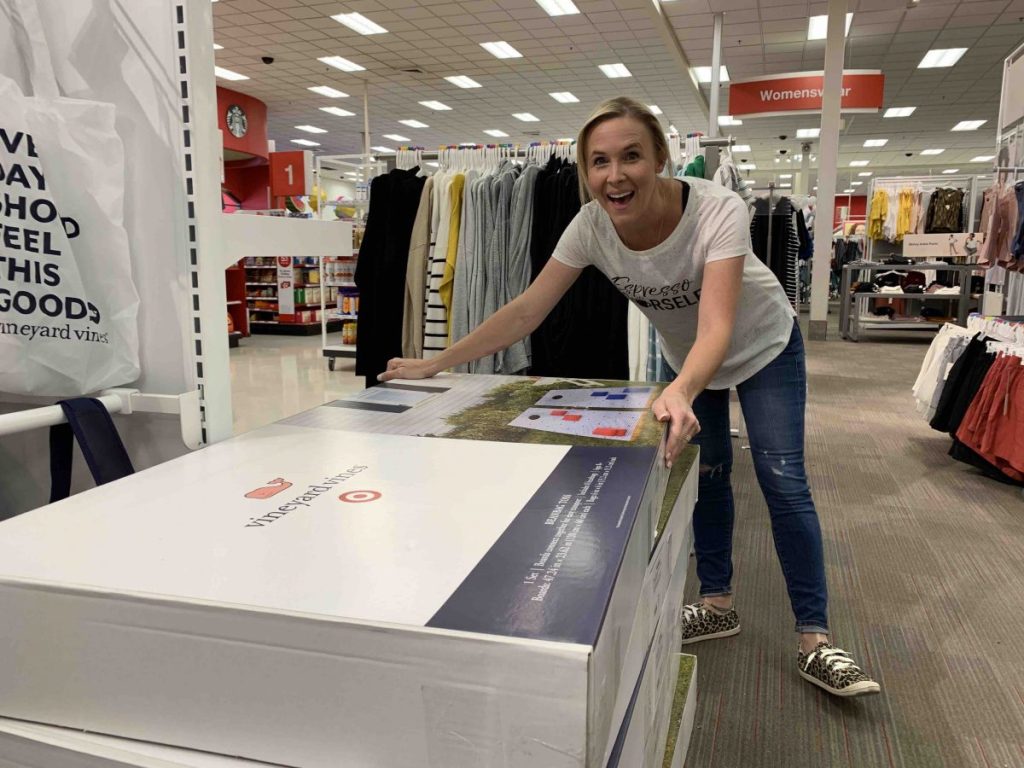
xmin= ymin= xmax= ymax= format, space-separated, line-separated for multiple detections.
xmin=398 ymin=67 xmax=424 ymax=74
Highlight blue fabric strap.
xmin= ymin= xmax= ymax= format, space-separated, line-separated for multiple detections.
xmin=49 ymin=398 xmax=135 ymax=503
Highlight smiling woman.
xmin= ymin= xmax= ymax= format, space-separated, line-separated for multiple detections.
xmin=377 ymin=96 xmax=879 ymax=699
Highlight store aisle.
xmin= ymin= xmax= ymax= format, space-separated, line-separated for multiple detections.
xmin=686 ymin=326 xmax=1024 ymax=768
xmin=229 ymin=335 xmax=362 ymax=435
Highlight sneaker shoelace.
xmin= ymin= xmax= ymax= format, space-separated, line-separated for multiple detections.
xmin=802 ymin=645 xmax=860 ymax=675
xmin=681 ymin=603 xmax=727 ymax=623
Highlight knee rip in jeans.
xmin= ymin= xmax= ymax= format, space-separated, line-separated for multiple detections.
xmin=757 ymin=449 xmax=797 ymax=477
xmin=699 ymin=462 xmax=728 ymax=479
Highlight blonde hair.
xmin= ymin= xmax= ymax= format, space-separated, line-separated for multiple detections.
xmin=576 ymin=97 xmax=669 ymax=204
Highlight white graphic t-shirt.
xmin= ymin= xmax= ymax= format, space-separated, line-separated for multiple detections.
xmin=552 ymin=176 xmax=796 ymax=390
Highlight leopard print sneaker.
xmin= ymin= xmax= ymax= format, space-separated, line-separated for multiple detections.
xmin=797 ymin=642 xmax=881 ymax=697
xmin=680 ymin=601 xmax=740 ymax=645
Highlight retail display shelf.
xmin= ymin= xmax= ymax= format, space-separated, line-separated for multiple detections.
xmin=244 ymin=266 xmax=276 ymax=271
xmin=326 ymin=281 xmax=357 ymax=288
xmin=252 ymin=319 xmax=343 ymax=336
xmin=323 ymin=343 xmax=356 ymax=356
xmin=856 ymin=317 xmax=946 ymax=328
xmin=327 ymin=313 xmax=358 ymax=320
xmin=249 ymin=308 xmax=276 ymax=313
xmin=245 ymin=282 xmax=276 ymax=286
xmin=226 ymin=301 xmax=242 ymax=306
xmin=857 ymin=292 xmax=966 ymax=299
xmin=246 ymin=296 xmax=277 ymax=301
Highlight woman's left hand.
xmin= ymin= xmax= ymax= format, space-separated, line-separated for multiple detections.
xmin=651 ymin=388 xmax=700 ymax=468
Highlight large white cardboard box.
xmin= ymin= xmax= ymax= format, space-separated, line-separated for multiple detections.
xmin=0 ymin=425 xmax=680 ymax=768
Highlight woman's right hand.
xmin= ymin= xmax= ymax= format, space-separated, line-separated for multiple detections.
xmin=377 ymin=357 xmax=439 ymax=383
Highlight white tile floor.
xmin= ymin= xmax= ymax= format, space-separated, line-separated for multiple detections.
xmin=229 ymin=334 xmax=364 ymax=436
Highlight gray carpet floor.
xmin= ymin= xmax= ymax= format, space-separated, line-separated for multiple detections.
xmin=683 ymin=319 xmax=1024 ymax=768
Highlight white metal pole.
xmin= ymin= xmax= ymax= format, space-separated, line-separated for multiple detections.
xmin=808 ymin=0 xmax=849 ymax=341
xmin=709 ymin=14 xmax=723 ymax=137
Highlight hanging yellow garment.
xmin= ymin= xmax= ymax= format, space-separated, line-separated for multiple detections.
xmin=895 ymin=188 xmax=914 ymax=242
xmin=438 ymin=173 xmax=465 ymax=329
xmin=868 ymin=190 xmax=888 ymax=240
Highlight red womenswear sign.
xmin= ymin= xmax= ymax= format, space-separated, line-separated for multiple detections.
xmin=728 ymin=70 xmax=884 ymax=118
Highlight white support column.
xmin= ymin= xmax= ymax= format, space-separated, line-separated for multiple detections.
xmin=708 ymin=14 xmax=723 ymax=137
xmin=808 ymin=0 xmax=848 ymax=341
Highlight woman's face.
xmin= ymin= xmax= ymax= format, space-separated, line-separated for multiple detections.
xmin=585 ymin=116 xmax=664 ymax=231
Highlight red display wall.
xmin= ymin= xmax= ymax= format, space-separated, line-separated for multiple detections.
xmin=217 ymin=86 xmax=268 ymax=160
xmin=833 ymin=195 xmax=867 ymax=229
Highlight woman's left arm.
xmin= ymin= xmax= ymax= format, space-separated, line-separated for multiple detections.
xmin=652 ymin=255 xmax=744 ymax=466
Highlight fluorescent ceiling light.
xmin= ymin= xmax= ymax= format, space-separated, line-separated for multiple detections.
xmin=427 ymin=162 xmax=439 ymax=167
xmin=843 ymin=188 xmax=854 ymax=193
xmin=851 ymin=181 xmax=863 ymax=185
xmin=371 ymin=146 xmax=395 ymax=153
xmin=849 ymin=160 xmax=869 ymax=166
xmin=599 ymin=63 xmax=632 ymax=78
xmin=796 ymin=128 xmax=820 ymax=138
xmin=399 ymin=119 xmax=429 ymax=128
xmin=863 ymin=139 xmax=888 ymax=147
xmin=318 ymin=56 xmax=365 ymax=72
xmin=291 ymin=139 xmax=320 ymax=147
xmin=884 ymin=107 xmax=916 ymax=118
xmin=647 ymin=105 xmax=662 ymax=115
xmin=309 ymin=85 xmax=348 ymax=98
xmin=295 ymin=125 xmax=327 ymax=134
xmin=694 ymin=66 xmax=730 ymax=83
xmin=214 ymin=66 xmax=248 ymax=81
xmin=513 ymin=112 xmax=540 ymax=122
xmin=330 ymin=12 xmax=387 ymax=35
xmin=807 ymin=13 xmax=852 ymax=41
xmin=213 ymin=43 xmax=224 ymax=50
xmin=320 ymin=107 xmax=355 ymax=117
xmin=481 ymin=41 xmax=522 ymax=59
xmin=383 ymin=134 xmax=410 ymax=142
xmin=536 ymin=0 xmax=580 ymax=15
xmin=952 ymin=120 xmax=986 ymax=131
xmin=484 ymin=129 xmax=509 ymax=137
xmin=779 ymin=183 xmax=792 ymax=188
xmin=942 ymin=169 xmax=960 ymax=174
xmin=719 ymin=115 xmax=743 ymax=126
xmin=919 ymin=48 xmax=967 ymax=68
xmin=858 ymin=171 xmax=873 ymax=176
xmin=557 ymin=137 xmax=574 ymax=142
xmin=971 ymin=155 xmax=995 ymax=162
xmin=780 ymin=174 xmax=793 ymax=179
xmin=738 ymin=163 xmax=757 ymax=170
xmin=419 ymin=100 xmax=451 ymax=111
xmin=445 ymin=75 xmax=481 ymax=88
xmin=920 ymin=148 xmax=944 ymax=155
xmin=732 ymin=144 xmax=751 ymax=153
xmin=550 ymin=91 xmax=579 ymax=103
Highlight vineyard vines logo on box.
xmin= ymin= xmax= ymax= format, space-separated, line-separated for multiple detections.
xmin=243 ymin=466 xmax=368 ymax=527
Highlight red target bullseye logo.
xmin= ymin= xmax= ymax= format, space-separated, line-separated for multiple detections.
xmin=339 ymin=490 xmax=381 ymax=504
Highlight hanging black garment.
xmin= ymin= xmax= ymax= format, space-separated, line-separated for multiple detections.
xmin=749 ymin=196 xmax=797 ymax=306
xmin=925 ymin=188 xmax=965 ymax=233
xmin=528 ymin=159 xmax=628 ymax=379
xmin=354 ymin=167 xmax=426 ymax=385
xmin=929 ymin=335 xmax=992 ymax=433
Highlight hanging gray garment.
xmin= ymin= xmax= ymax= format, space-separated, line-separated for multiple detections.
xmin=500 ymin=164 xmax=537 ymax=374
xmin=479 ymin=164 xmax=519 ymax=373
xmin=467 ymin=173 xmax=495 ymax=372
xmin=450 ymin=169 xmax=479 ymax=371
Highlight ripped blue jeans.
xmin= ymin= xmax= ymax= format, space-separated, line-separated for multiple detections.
xmin=661 ymin=320 xmax=828 ymax=634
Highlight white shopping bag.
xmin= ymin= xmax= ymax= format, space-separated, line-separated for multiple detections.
xmin=0 ymin=0 xmax=140 ymax=396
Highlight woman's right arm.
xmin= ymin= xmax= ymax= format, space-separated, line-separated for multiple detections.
xmin=378 ymin=258 xmax=583 ymax=382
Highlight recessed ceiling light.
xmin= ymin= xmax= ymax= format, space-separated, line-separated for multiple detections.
xmin=942 ymin=168 xmax=960 ymax=174
xmin=599 ymin=63 xmax=632 ymax=78
xmin=796 ymin=128 xmax=820 ymax=138
xmin=884 ymin=107 xmax=916 ymax=118
xmin=971 ymin=155 xmax=995 ymax=162
xmin=330 ymin=12 xmax=387 ymax=35
xmin=807 ymin=13 xmax=852 ymax=41
xmin=383 ymin=134 xmax=410 ymax=142
xmin=320 ymin=107 xmax=355 ymax=117
xmin=849 ymin=160 xmax=869 ymax=166
xmin=213 ymin=43 xmax=224 ymax=50
xmin=419 ymin=100 xmax=451 ymax=111
xmin=719 ymin=115 xmax=743 ymax=126
xmin=214 ymin=66 xmax=248 ymax=81
xmin=445 ymin=75 xmax=481 ymax=89
xmin=556 ymin=137 xmax=574 ymax=142
xmin=774 ymin=158 xmax=781 ymax=163
xmin=295 ymin=125 xmax=327 ymax=134
xmin=513 ymin=112 xmax=540 ymax=122
xmin=536 ymin=0 xmax=580 ymax=15
xmin=371 ymin=146 xmax=395 ymax=153
xmin=843 ymin=188 xmax=854 ymax=193
xmin=399 ymin=119 xmax=429 ymax=128
xmin=858 ymin=171 xmax=873 ymax=176
xmin=318 ymin=56 xmax=365 ymax=72
xmin=427 ymin=162 xmax=440 ymax=168
xmin=920 ymin=148 xmax=945 ymax=155
xmin=738 ymin=163 xmax=757 ymax=170
xmin=481 ymin=41 xmax=522 ymax=59
xmin=291 ymin=139 xmax=320 ymax=147
xmin=668 ymin=124 xmax=678 ymax=134
xmin=780 ymin=174 xmax=793 ymax=179
xmin=851 ymin=181 xmax=863 ymax=185
xmin=647 ymin=105 xmax=663 ymax=115
xmin=952 ymin=120 xmax=986 ymax=131
xmin=484 ymin=129 xmax=509 ymax=137
xmin=732 ymin=144 xmax=751 ymax=153
xmin=919 ymin=48 xmax=967 ymax=68
xmin=694 ymin=66 xmax=730 ymax=83
xmin=779 ymin=183 xmax=792 ymax=188
xmin=309 ymin=86 xmax=348 ymax=98
xmin=863 ymin=139 xmax=888 ymax=147
xmin=550 ymin=92 xmax=579 ymax=103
